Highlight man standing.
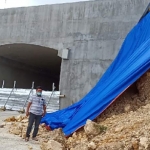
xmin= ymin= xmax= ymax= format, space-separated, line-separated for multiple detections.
xmin=25 ymin=86 xmax=46 ymax=141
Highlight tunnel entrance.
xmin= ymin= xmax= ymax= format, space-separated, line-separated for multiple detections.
xmin=0 ymin=44 xmax=61 ymax=91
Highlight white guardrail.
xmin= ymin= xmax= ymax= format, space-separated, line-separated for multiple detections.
xmin=0 ymin=88 xmax=60 ymax=113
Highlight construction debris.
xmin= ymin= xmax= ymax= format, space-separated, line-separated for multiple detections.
xmin=2 ymin=71 xmax=150 ymax=150
xmin=41 ymin=140 xmax=65 ymax=150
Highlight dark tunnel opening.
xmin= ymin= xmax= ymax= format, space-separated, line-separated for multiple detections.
xmin=0 ymin=44 xmax=62 ymax=91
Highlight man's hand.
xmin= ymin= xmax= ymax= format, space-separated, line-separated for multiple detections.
xmin=42 ymin=112 xmax=46 ymax=117
xmin=42 ymin=105 xmax=46 ymax=117
xmin=26 ymin=111 xmax=29 ymax=117
xmin=26 ymin=102 xmax=32 ymax=117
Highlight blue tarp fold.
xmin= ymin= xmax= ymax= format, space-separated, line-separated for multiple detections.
xmin=41 ymin=12 xmax=150 ymax=136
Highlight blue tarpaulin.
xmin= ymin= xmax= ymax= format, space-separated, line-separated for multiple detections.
xmin=41 ymin=12 xmax=150 ymax=136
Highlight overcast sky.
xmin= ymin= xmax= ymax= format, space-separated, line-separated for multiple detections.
xmin=0 ymin=0 xmax=89 ymax=9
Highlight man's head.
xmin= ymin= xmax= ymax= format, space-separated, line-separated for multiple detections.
xmin=36 ymin=86 xmax=42 ymax=97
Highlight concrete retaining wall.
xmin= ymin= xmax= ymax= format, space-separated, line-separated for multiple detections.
xmin=0 ymin=0 xmax=149 ymax=108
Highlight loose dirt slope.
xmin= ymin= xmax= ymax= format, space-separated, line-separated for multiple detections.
xmin=1 ymin=71 xmax=150 ymax=150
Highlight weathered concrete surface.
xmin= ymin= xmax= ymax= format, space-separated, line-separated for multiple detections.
xmin=0 ymin=0 xmax=149 ymax=108
xmin=59 ymin=0 xmax=150 ymax=108
xmin=0 ymin=111 xmax=40 ymax=150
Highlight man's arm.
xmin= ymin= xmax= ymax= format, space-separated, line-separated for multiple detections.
xmin=43 ymin=105 xmax=46 ymax=117
xmin=26 ymin=102 xmax=32 ymax=117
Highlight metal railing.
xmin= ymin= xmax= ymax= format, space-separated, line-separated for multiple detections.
xmin=0 ymin=81 xmax=60 ymax=113
xmin=47 ymin=83 xmax=56 ymax=107
xmin=20 ymin=82 xmax=34 ymax=113
xmin=3 ymin=81 xmax=16 ymax=110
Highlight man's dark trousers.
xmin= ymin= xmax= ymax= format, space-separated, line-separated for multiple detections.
xmin=26 ymin=112 xmax=42 ymax=138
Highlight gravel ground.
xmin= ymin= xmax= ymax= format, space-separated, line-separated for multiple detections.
xmin=0 ymin=110 xmax=41 ymax=150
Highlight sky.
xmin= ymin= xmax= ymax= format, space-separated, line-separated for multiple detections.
xmin=0 ymin=0 xmax=89 ymax=9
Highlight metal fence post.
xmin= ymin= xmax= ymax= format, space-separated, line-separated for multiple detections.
xmin=19 ymin=81 xmax=34 ymax=113
xmin=1 ymin=81 xmax=16 ymax=111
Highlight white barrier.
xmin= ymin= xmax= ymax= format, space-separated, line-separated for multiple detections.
xmin=0 ymin=88 xmax=60 ymax=113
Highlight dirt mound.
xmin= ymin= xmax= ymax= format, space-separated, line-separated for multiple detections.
xmin=3 ymin=70 xmax=150 ymax=150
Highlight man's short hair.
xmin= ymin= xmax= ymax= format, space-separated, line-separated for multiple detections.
xmin=36 ymin=86 xmax=42 ymax=90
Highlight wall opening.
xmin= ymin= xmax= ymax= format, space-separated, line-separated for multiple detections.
xmin=0 ymin=44 xmax=61 ymax=91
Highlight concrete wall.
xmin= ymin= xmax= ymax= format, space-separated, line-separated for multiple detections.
xmin=0 ymin=0 xmax=149 ymax=108
xmin=60 ymin=0 xmax=150 ymax=108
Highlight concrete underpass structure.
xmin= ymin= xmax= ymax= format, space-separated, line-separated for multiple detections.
xmin=0 ymin=0 xmax=149 ymax=109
